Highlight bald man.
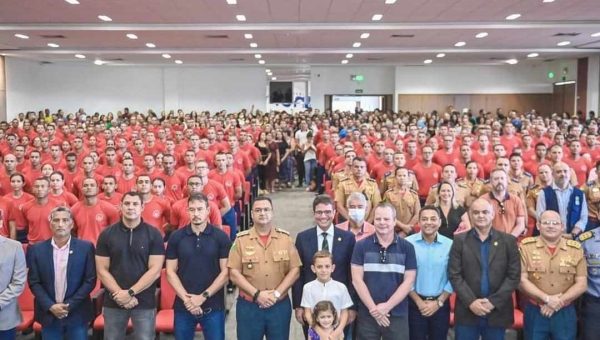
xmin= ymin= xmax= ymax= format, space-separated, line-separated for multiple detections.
xmin=536 ymin=162 xmax=588 ymax=239
xmin=448 ymin=198 xmax=520 ymax=340
xmin=519 ymin=210 xmax=587 ymax=339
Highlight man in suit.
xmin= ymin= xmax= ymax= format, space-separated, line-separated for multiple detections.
xmin=27 ymin=206 xmax=97 ymax=340
xmin=448 ymin=198 xmax=521 ymax=340
xmin=292 ymin=195 xmax=356 ymax=336
xmin=0 ymin=234 xmax=26 ymax=340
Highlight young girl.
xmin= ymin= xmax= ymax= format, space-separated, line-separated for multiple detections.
xmin=308 ymin=301 xmax=342 ymax=340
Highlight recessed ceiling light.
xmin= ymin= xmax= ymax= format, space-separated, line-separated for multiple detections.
xmin=267 ymin=72 xmax=272 ymax=76
xmin=47 ymin=43 xmax=59 ymax=48
xmin=14 ymin=34 xmax=29 ymax=39
xmin=146 ymin=43 xmax=156 ymax=48
xmin=236 ymin=15 xmax=246 ymax=21
xmin=250 ymin=43 xmax=258 ymax=48
xmin=437 ymin=53 xmax=445 ymax=58
xmin=506 ymin=59 xmax=518 ymax=65
xmin=542 ymin=0 xmax=555 ymax=2
xmin=265 ymin=69 xmax=271 ymax=72
xmin=259 ymin=60 xmax=265 ymax=64
xmin=272 ymin=77 xmax=277 ymax=80
xmin=341 ymin=60 xmax=348 ymax=64
xmin=557 ymin=41 xmax=571 ymax=46
xmin=476 ymin=32 xmax=488 ymax=38
xmin=244 ymin=34 xmax=253 ymax=39
xmin=506 ymin=14 xmax=521 ymax=20
xmin=94 ymin=60 xmax=104 ymax=65
xmin=360 ymin=33 xmax=370 ymax=39
xmin=372 ymin=14 xmax=383 ymax=21
xmin=454 ymin=41 xmax=466 ymax=47
xmin=175 ymin=60 xmax=183 ymax=64
xmin=162 ymin=54 xmax=171 ymax=59
xmin=527 ymin=53 xmax=539 ymax=58
xmin=64 ymin=0 xmax=79 ymax=4
xmin=255 ymin=54 xmax=262 ymax=59
xmin=126 ymin=34 xmax=138 ymax=40
xmin=424 ymin=59 xmax=433 ymax=64
xmin=346 ymin=54 xmax=354 ymax=58
xmin=75 ymin=54 xmax=86 ymax=59
xmin=98 ymin=15 xmax=112 ymax=22
xmin=226 ymin=0 xmax=237 ymax=4
xmin=592 ymin=32 xmax=600 ymax=37
xmin=353 ymin=42 xmax=361 ymax=48
xmin=385 ymin=0 xmax=397 ymax=3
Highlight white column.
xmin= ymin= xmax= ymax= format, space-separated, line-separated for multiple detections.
xmin=587 ymin=55 xmax=600 ymax=116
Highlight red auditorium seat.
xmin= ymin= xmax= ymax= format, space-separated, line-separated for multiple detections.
xmin=156 ymin=269 xmax=201 ymax=334
xmin=222 ymin=225 xmax=231 ymax=238
xmin=449 ymin=293 xmax=455 ymax=326
xmin=449 ymin=292 xmax=524 ymax=333
xmin=16 ymin=279 xmax=34 ymax=331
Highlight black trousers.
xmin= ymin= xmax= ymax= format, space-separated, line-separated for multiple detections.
xmin=295 ymin=152 xmax=305 ymax=186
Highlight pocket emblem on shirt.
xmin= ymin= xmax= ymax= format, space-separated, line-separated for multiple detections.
xmin=244 ymin=246 xmax=256 ymax=256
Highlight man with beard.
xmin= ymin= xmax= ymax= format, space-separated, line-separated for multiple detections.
xmin=480 ymin=169 xmax=526 ymax=237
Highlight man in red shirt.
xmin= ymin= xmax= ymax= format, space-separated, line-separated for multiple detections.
xmin=412 ymin=146 xmax=442 ymax=205
xmin=96 ymin=147 xmax=123 ymax=180
xmin=72 ymin=156 xmax=105 ymax=199
xmin=209 ymin=153 xmax=242 ymax=240
xmin=0 ymin=133 xmax=18 ymax=158
xmin=370 ymin=148 xmax=395 ymax=187
xmin=228 ymin=135 xmax=252 ymax=177
xmin=564 ymin=139 xmax=592 ymax=185
xmin=48 ymin=144 xmax=66 ymax=170
xmin=72 ymin=177 xmax=120 ymax=246
xmin=176 ymin=150 xmax=198 ymax=180
xmin=453 ymin=144 xmax=484 ymax=179
xmin=169 ymin=176 xmax=222 ymax=230
xmin=131 ymin=139 xmax=146 ymax=167
xmin=433 ymin=135 xmax=458 ymax=166
xmin=472 ymin=134 xmax=495 ymax=166
xmin=155 ymin=154 xmax=187 ymax=201
xmin=0 ymin=154 xmax=20 ymax=196
xmin=23 ymin=150 xmax=43 ymax=185
xmin=367 ymin=140 xmax=385 ymax=170
xmin=136 ymin=174 xmax=170 ymax=236
xmin=116 ymin=158 xmax=137 ymax=194
xmin=98 ymin=175 xmax=123 ymax=211
xmin=15 ymin=177 xmax=65 ymax=244
xmin=139 ymin=154 xmax=161 ymax=180
xmin=404 ymin=140 xmax=421 ymax=170
xmin=195 ymin=160 xmax=231 ymax=217
xmin=524 ymin=143 xmax=550 ymax=179
xmin=500 ymin=122 xmax=521 ymax=155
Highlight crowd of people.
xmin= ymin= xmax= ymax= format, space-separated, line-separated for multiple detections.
xmin=0 ymin=106 xmax=599 ymax=340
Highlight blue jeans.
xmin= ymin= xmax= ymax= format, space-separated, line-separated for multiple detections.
xmin=0 ymin=328 xmax=15 ymax=340
xmin=581 ymin=294 xmax=600 ymax=340
xmin=174 ymin=308 xmax=225 ymax=340
xmin=524 ymin=302 xmax=576 ymax=340
xmin=408 ymin=298 xmax=450 ymax=340
xmin=41 ymin=318 xmax=88 ymax=340
xmin=454 ymin=319 xmax=506 ymax=340
xmin=102 ymin=307 xmax=156 ymax=340
xmin=304 ymin=159 xmax=316 ymax=186
xmin=236 ymin=296 xmax=291 ymax=340
xmin=222 ymin=208 xmax=237 ymax=241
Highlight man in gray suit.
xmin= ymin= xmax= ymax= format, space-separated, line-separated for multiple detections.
xmin=0 ymin=235 xmax=27 ymax=339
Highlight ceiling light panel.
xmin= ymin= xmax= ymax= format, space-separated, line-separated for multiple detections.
xmin=47 ymin=43 xmax=60 ymax=48
xmin=236 ymin=15 xmax=246 ymax=21
xmin=244 ymin=34 xmax=253 ymax=39
xmin=372 ymin=14 xmax=383 ymax=21
xmin=437 ymin=53 xmax=445 ymax=58
xmin=126 ymin=34 xmax=138 ymax=39
xmin=454 ymin=41 xmax=466 ymax=47
xmin=98 ymin=15 xmax=112 ymax=21
xmin=146 ymin=43 xmax=156 ymax=48
xmin=360 ymin=33 xmax=370 ymax=39
xmin=506 ymin=14 xmax=521 ymax=20
xmin=476 ymin=32 xmax=488 ymax=38
xmin=15 ymin=34 xmax=29 ymax=39
xmin=226 ymin=0 xmax=237 ymax=4
xmin=353 ymin=42 xmax=361 ymax=47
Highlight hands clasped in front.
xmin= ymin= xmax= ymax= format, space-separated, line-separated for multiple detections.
xmin=112 ymin=290 xmax=139 ymax=309
xmin=256 ymin=290 xmax=278 ymax=309
xmin=369 ymin=302 xmax=392 ymax=327
xmin=469 ymin=298 xmax=496 ymax=317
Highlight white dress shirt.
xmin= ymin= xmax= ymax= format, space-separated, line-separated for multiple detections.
xmin=317 ymin=225 xmax=335 ymax=252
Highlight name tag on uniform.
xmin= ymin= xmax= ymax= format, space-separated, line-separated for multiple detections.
xmin=575 ymin=196 xmax=580 ymax=206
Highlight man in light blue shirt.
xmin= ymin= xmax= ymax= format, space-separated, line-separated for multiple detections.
xmin=536 ymin=162 xmax=588 ymax=238
xmin=406 ymin=206 xmax=453 ymax=340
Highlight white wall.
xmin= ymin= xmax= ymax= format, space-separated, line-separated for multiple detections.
xmin=587 ymin=55 xmax=600 ymax=115
xmin=5 ymin=58 xmax=267 ymax=119
xmin=310 ymin=66 xmax=395 ymax=110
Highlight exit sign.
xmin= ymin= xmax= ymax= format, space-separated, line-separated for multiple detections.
xmin=355 ymin=89 xmax=363 ymax=94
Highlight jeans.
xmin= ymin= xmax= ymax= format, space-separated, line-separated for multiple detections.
xmin=41 ymin=318 xmax=88 ymax=340
xmin=103 ymin=307 xmax=156 ymax=340
xmin=356 ymin=313 xmax=409 ymax=340
xmin=304 ymin=159 xmax=316 ymax=186
xmin=581 ymin=294 xmax=600 ymax=340
xmin=0 ymin=328 xmax=15 ymax=340
xmin=174 ymin=308 xmax=225 ymax=340
xmin=454 ymin=319 xmax=506 ymax=340
xmin=408 ymin=298 xmax=450 ymax=340
xmin=236 ymin=296 xmax=292 ymax=340
xmin=524 ymin=302 xmax=576 ymax=340
xmin=222 ymin=208 xmax=237 ymax=241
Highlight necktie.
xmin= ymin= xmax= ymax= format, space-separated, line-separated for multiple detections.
xmin=321 ymin=232 xmax=329 ymax=251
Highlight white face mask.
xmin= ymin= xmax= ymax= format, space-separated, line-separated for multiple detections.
xmin=348 ymin=208 xmax=366 ymax=223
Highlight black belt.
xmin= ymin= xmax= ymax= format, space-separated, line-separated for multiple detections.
xmin=584 ymin=293 xmax=600 ymax=301
xmin=418 ymin=294 xmax=441 ymax=301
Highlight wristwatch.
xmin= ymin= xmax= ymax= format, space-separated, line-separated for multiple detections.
xmin=273 ymin=290 xmax=281 ymax=301
xmin=436 ymin=299 xmax=444 ymax=308
xmin=128 ymin=289 xmax=136 ymax=297
xmin=202 ymin=291 xmax=210 ymax=299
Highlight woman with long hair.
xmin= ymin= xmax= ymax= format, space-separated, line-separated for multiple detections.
xmin=434 ymin=181 xmax=471 ymax=239
xmin=277 ymin=130 xmax=295 ymax=188
xmin=255 ymin=131 xmax=271 ymax=195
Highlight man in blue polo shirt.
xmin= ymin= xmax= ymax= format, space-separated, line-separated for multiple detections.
xmin=165 ymin=193 xmax=232 ymax=340
xmin=351 ymin=202 xmax=417 ymax=340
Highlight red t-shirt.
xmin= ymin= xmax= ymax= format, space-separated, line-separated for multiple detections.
xmin=18 ymin=198 xmax=66 ymax=244
xmin=140 ymin=196 xmax=171 ymax=236
xmin=50 ymin=191 xmax=79 ymax=207
xmin=116 ymin=175 xmax=137 ymax=194
xmin=412 ymin=163 xmax=443 ymax=198
xmin=0 ymin=196 xmax=13 ymax=237
xmin=169 ymin=198 xmax=222 ymax=229
xmin=72 ymin=200 xmax=120 ymax=245
xmin=202 ymin=179 xmax=228 ymax=210
xmin=208 ymin=169 xmax=242 ymax=204
xmin=98 ymin=192 xmax=123 ymax=211
xmin=4 ymin=192 xmax=33 ymax=230
xmin=155 ymin=171 xmax=187 ymax=201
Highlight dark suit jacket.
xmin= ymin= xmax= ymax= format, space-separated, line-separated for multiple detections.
xmin=26 ymin=237 xmax=97 ymax=326
xmin=292 ymin=226 xmax=356 ymax=309
xmin=448 ymin=229 xmax=521 ymax=328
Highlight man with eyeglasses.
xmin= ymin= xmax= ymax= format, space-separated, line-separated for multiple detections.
xmin=536 ymin=162 xmax=588 ymax=239
xmin=351 ymin=202 xmax=417 ymax=340
xmin=228 ymin=196 xmax=301 ymax=340
xmin=519 ymin=210 xmax=587 ymax=340
xmin=335 ymin=157 xmax=381 ymax=223
xmin=165 ymin=193 xmax=232 ymax=340
xmin=406 ymin=206 xmax=453 ymax=340
xmin=292 ymin=195 xmax=356 ymax=338
xmin=480 ymin=168 xmax=526 ymax=237
xmin=448 ymin=198 xmax=520 ymax=340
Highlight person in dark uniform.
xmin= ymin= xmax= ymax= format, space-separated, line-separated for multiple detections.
xmin=578 ymin=226 xmax=600 ymax=340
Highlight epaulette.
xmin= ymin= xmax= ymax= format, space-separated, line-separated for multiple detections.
xmin=456 ymin=177 xmax=465 ymax=183
xmin=366 ymin=178 xmax=377 ymax=182
xmin=430 ymin=183 xmax=440 ymax=189
xmin=410 ymin=189 xmax=419 ymax=195
xmin=276 ymin=228 xmax=290 ymax=235
xmin=336 ymin=168 xmax=345 ymax=173
xmin=457 ymin=183 xmax=467 ymax=188
xmin=383 ymin=171 xmax=392 ymax=178
xmin=578 ymin=231 xmax=595 ymax=242
xmin=530 ymin=184 xmax=540 ymax=190
xmin=566 ymin=240 xmax=581 ymax=249
xmin=340 ymin=178 xmax=350 ymax=182
xmin=521 ymin=237 xmax=536 ymax=244
xmin=524 ymin=172 xmax=533 ymax=178
xmin=237 ymin=230 xmax=250 ymax=237
xmin=511 ymin=177 xmax=520 ymax=183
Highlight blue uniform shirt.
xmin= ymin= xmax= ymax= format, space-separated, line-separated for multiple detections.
xmin=351 ymin=233 xmax=417 ymax=316
xmin=406 ymin=232 xmax=453 ymax=297
xmin=578 ymin=227 xmax=600 ymax=297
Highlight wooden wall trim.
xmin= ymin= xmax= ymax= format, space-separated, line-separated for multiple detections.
xmin=577 ymin=58 xmax=588 ymax=116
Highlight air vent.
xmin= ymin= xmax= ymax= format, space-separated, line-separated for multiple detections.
xmin=39 ymin=61 xmax=53 ymax=65
xmin=205 ymin=34 xmax=229 ymax=39
xmin=390 ymin=34 xmax=415 ymax=38
xmin=552 ymin=33 xmax=580 ymax=37
xmin=40 ymin=35 xmax=66 ymax=39
xmin=543 ymin=59 xmax=556 ymax=62
xmin=229 ymin=58 xmax=245 ymax=61
xmin=104 ymin=58 xmax=123 ymax=61
xmin=489 ymin=58 xmax=504 ymax=61
xmin=366 ymin=57 xmax=384 ymax=61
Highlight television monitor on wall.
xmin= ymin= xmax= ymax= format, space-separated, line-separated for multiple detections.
xmin=269 ymin=82 xmax=293 ymax=103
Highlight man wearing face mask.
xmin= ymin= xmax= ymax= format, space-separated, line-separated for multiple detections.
xmin=292 ymin=195 xmax=357 ymax=338
xmin=336 ymin=192 xmax=376 ymax=242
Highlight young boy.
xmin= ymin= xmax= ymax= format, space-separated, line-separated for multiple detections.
xmin=301 ymin=250 xmax=353 ymax=339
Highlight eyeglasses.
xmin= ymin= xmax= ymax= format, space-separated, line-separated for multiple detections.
xmin=541 ymin=220 xmax=561 ymax=226
xmin=314 ymin=210 xmax=333 ymax=216
xmin=380 ymin=247 xmax=387 ymax=263
xmin=193 ymin=308 xmax=212 ymax=319
xmin=497 ymin=201 xmax=506 ymax=215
